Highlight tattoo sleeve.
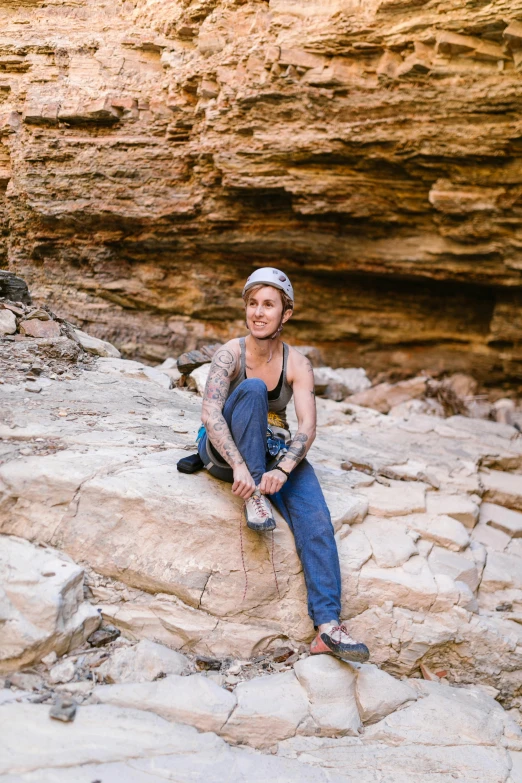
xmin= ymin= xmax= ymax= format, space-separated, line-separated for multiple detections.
xmin=278 ymin=432 xmax=309 ymax=471
xmin=201 ymin=348 xmax=245 ymax=468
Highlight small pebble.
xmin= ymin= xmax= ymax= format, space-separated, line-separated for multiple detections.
xmin=49 ymin=696 xmax=77 ymax=723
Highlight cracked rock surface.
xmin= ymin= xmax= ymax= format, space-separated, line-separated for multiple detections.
xmin=1 ymin=339 xmax=522 ymax=780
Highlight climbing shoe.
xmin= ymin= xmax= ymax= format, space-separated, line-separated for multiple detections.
xmin=244 ymin=490 xmax=276 ymax=532
xmin=310 ymin=622 xmax=370 ymax=663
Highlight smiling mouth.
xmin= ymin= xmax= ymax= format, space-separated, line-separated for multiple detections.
xmin=253 ymin=321 xmax=267 ymax=327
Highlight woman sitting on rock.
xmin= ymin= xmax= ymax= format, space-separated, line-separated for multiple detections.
xmin=197 ymin=267 xmax=369 ymax=663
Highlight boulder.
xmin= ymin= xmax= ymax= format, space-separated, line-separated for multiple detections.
xmin=188 ymin=363 xmax=210 ymax=394
xmin=177 ymin=345 xmax=221 ymax=374
xmin=49 ymin=659 xmax=76 ymax=684
xmin=0 ymin=309 xmax=16 ymax=335
xmin=0 ymin=271 xmax=31 ymax=304
xmin=294 ymin=345 xmax=324 ymax=367
xmin=294 ymin=655 xmax=361 ymax=736
xmin=0 ymin=536 xmax=100 ymax=673
xmin=156 ymin=357 xmax=182 ymax=385
xmin=355 ymin=664 xmax=417 ymax=724
xmin=347 ymin=377 xmax=427 ymax=413
xmin=19 ymin=319 xmax=61 ymax=339
xmin=365 ymin=680 xmax=510 ymax=747
xmin=94 ymin=673 xmax=236 ymax=734
xmin=221 ymin=670 xmax=309 ymax=748
xmin=96 ymin=639 xmax=190 ymax=683
xmin=313 ymin=367 xmax=371 ymax=397
xmin=73 ymin=329 xmax=121 ymax=358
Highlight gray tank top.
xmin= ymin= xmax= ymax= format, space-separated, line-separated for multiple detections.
xmin=228 ymin=337 xmax=293 ymax=427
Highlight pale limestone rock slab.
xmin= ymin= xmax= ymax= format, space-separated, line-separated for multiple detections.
xmin=293 ymin=654 xmax=361 ymax=736
xmin=277 ymin=735 xmax=510 ymax=783
xmin=357 ymin=480 xmax=426 ymax=517
xmin=99 ymin=596 xmax=293 ymax=660
xmin=329 ymin=493 xmax=369 ymax=532
xmin=96 ymin=357 xmax=172 ymax=389
xmin=337 ymin=527 xmax=373 ymax=570
xmin=481 ymin=502 xmax=522 ymax=538
xmin=481 ymin=470 xmax=522 ymax=512
xmin=480 ymin=551 xmax=522 ymax=592
xmin=358 ymin=516 xmax=417 ymax=567
xmin=0 ymin=703 xmax=226 ymax=776
xmin=96 ymin=639 xmax=190 ymax=683
xmin=2 ymin=361 xmax=522 ymax=691
xmin=0 ymin=535 xmax=99 ymax=674
xmin=313 ymin=469 xmax=369 ymax=531
xmin=0 ymin=689 xmax=32 ymax=705
xmin=510 ymin=750 xmax=522 ymax=783
xmin=74 ymin=329 xmax=121 ymax=358
xmin=94 ymin=674 xmax=235 ymax=734
xmin=358 ymin=556 xmax=438 ymax=612
xmin=472 ymin=522 xmax=512 ymax=552
xmin=426 ymin=493 xmax=479 ymax=528
xmin=355 ymin=664 xmax=417 ymax=724
xmin=404 ymin=512 xmax=470 ymax=551
xmin=221 ymin=670 xmax=309 ymax=748
xmin=428 ymin=546 xmax=480 ymax=592
xmin=365 ymin=680 xmax=506 ymax=746
xmin=1 ymin=744 xmax=348 ymax=783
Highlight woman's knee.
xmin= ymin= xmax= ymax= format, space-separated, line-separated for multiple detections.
xmin=237 ymin=378 xmax=268 ymax=398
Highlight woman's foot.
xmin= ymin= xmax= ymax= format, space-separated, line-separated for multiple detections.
xmin=310 ymin=621 xmax=370 ymax=663
xmin=244 ymin=490 xmax=276 ymax=532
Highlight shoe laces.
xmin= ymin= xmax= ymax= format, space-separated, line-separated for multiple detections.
xmin=330 ymin=624 xmax=357 ymax=645
xmin=250 ymin=492 xmax=269 ymax=518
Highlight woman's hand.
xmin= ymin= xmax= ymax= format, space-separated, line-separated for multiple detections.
xmin=260 ymin=468 xmax=288 ymax=495
xmin=232 ymin=463 xmax=256 ymax=499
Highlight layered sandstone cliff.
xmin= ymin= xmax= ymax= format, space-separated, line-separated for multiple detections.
xmin=0 ymin=0 xmax=521 ymax=380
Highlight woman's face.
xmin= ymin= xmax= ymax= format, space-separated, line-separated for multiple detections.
xmin=245 ymin=285 xmax=291 ymax=339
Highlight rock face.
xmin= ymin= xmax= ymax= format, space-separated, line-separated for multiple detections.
xmin=1 ymin=350 xmax=522 ymax=707
xmin=0 ymin=536 xmax=100 ymax=673
xmin=2 ymin=673 xmax=522 ymax=781
xmin=0 ymin=1 xmax=521 ymax=379
xmin=2 ymin=343 xmax=522 ymax=781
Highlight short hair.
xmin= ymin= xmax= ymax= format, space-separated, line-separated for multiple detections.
xmin=243 ymin=284 xmax=293 ymax=313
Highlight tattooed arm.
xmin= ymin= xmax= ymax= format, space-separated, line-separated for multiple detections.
xmin=260 ymin=350 xmax=316 ymax=495
xmin=201 ymin=343 xmax=256 ymax=499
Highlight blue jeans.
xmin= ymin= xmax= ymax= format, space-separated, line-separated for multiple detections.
xmin=198 ymin=378 xmax=342 ymax=627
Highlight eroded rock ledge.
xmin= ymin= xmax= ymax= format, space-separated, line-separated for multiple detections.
xmin=0 ymin=1 xmax=521 ymax=379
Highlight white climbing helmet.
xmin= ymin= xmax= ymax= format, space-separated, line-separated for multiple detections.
xmin=242 ymin=267 xmax=294 ymax=305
